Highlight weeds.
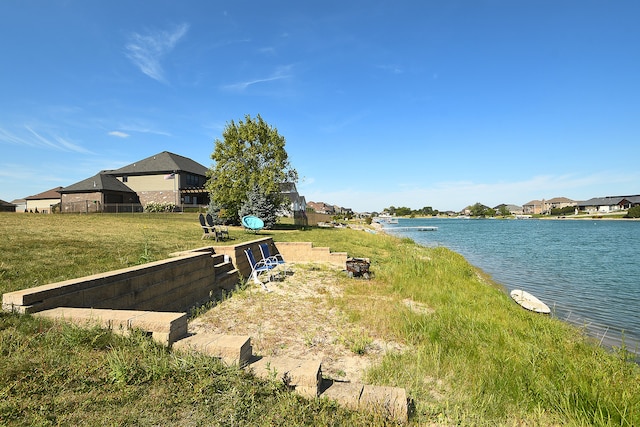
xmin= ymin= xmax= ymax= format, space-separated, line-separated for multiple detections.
xmin=339 ymin=328 xmax=373 ymax=355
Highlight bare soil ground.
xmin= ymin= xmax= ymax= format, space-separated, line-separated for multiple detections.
xmin=189 ymin=263 xmax=408 ymax=383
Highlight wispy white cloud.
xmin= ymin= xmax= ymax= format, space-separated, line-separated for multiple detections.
xmin=0 ymin=127 xmax=34 ymax=146
xmin=0 ymin=125 xmax=91 ymax=154
xmin=53 ymin=135 xmax=92 ymax=154
xmin=108 ymin=131 xmax=130 ymax=138
xmin=125 ymin=23 xmax=189 ymax=83
xmin=117 ymin=124 xmax=172 ymax=137
xmin=221 ymin=65 xmax=293 ymax=92
xmin=25 ymin=126 xmax=92 ymax=154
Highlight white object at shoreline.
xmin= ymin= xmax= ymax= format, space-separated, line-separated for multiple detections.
xmin=510 ymin=289 xmax=551 ymax=314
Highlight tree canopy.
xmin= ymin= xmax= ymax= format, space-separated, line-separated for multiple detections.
xmin=206 ymin=114 xmax=298 ymax=225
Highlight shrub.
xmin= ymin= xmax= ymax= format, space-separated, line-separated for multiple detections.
xmin=626 ymin=205 xmax=640 ymax=218
xmin=144 ymin=202 xmax=175 ymax=213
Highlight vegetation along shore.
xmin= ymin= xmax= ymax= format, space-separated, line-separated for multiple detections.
xmin=1 ymin=213 xmax=639 ymax=426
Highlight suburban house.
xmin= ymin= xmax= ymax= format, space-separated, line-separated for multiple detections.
xmin=494 ymin=204 xmax=524 ymax=215
xmin=575 ymin=195 xmax=640 ymax=214
xmin=278 ymin=182 xmax=308 ymax=226
xmin=0 ymin=199 xmax=16 ymax=212
xmin=24 ymin=187 xmax=63 ymax=213
xmin=10 ymin=198 xmax=26 ymax=212
xmin=280 ymin=182 xmax=307 ymax=216
xmin=13 ymin=150 xmax=310 ymax=216
xmin=307 ymin=201 xmax=335 ymax=215
xmin=60 ymin=172 xmax=141 ymax=213
xmin=59 ymin=151 xmax=210 ymax=213
xmin=544 ymin=197 xmax=575 ymax=212
xmin=334 ymin=205 xmax=354 ymax=217
xmin=523 ymin=197 xmax=575 ymax=215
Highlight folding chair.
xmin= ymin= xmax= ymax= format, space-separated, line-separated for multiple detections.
xmin=244 ymin=247 xmax=276 ymax=291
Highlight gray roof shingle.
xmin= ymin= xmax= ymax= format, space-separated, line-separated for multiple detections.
xmin=61 ymin=173 xmax=135 ymax=193
xmin=110 ymin=151 xmax=208 ymax=176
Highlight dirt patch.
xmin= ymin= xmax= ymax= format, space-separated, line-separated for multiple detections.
xmin=189 ymin=263 xmax=407 ymax=383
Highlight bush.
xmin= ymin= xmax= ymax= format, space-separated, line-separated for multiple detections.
xmin=144 ymin=202 xmax=175 ymax=213
xmin=626 ymin=205 xmax=640 ymax=218
xmin=550 ymin=206 xmax=575 ymax=216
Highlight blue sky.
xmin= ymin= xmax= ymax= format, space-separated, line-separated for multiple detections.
xmin=1 ymin=1 xmax=639 ymax=212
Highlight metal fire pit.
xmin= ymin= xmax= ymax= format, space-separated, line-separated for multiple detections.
xmin=346 ymin=257 xmax=371 ymax=279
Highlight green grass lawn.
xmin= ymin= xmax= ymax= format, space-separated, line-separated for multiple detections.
xmin=1 ymin=212 xmax=639 ymax=426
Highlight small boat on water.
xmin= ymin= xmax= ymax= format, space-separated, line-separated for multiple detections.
xmin=373 ymin=215 xmax=398 ymax=224
xmin=510 ymin=289 xmax=551 ymax=314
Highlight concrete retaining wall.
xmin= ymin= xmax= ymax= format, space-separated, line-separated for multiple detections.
xmin=2 ymin=250 xmax=235 ymax=314
xmin=2 ymin=239 xmax=346 ymax=315
xmin=207 ymin=238 xmax=348 ymax=279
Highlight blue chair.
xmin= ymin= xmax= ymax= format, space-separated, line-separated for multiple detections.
xmin=241 ymin=215 xmax=264 ymax=233
xmin=244 ymin=247 xmax=276 ymax=290
xmin=259 ymin=243 xmax=289 ymax=275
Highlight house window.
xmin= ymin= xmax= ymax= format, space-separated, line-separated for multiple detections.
xmin=186 ymin=174 xmax=200 ymax=187
xmin=122 ymin=176 xmax=128 ymax=183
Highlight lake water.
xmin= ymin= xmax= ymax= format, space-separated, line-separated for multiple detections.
xmin=382 ymin=217 xmax=640 ymax=353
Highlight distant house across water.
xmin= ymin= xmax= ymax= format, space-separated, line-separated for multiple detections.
xmin=576 ymin=195 xmax=640 ymax=214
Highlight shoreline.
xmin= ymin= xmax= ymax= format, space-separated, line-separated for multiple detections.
xmin=374 ymin=216 xmax=640 ymax=357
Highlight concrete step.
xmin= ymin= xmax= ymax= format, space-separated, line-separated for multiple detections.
xmin=247 ymin=355 xmax=322 ymax=399
xmin=214 ymin=260 xmax=235 ymax=275
xmin=215 ymin=268 xmax=240 ymax=291
xmin=321 ymin=380 xmax=408 ymax=423
xmin=172 ymin=332 xmax=252 ymax=366
xmin=34 ymin=307 xmax=187 ymax=346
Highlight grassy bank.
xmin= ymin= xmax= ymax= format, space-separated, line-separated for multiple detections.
xmin=1 ymin=213 xmax=639 ymax=425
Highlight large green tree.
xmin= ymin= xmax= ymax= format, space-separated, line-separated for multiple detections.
xmin=206 ymin=114 xmax=298 ymax=224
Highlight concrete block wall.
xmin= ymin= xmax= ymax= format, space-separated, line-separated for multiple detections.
xmin=2 ymin=250 xmax=227 ymax=314
xmin=208 ymin=238 xmax=348 ymax=281
xmin=274 ymin=242 xmax=347 ymax=266
xmin=2 ymin=239 xmax=345 ymax=315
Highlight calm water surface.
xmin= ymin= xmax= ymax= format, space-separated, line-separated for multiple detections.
xmin=383 ymin=217 xmax=640 ymax=352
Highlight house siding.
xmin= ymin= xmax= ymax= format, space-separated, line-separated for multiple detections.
xmin=118 ymin=174 xmax=181 ymax=206
xmin=25 ymin=198 xmax=60 ymax=214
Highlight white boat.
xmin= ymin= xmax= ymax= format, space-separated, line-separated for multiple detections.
xmin=373 ymin=215 xmax=398 ymax=224
xmin=510 ymin=289 xmax=551 ymax=314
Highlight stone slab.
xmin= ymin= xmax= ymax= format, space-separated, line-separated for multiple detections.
xmin=34 ymin=307 xmax=187 ymax=346
xmin=360 ymin=384 xmax=408 ymax=423
xmin=248 ymin=356 xmax=322 ymax=397
xmin=172 ymin=333 xmax=252 ymax=366
xmin=321 ymin=381 xmax=364 ymax=409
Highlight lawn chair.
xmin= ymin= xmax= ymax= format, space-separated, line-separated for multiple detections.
xmin=259 ymin=242 xmax=289 ymax=275
xmin=244 ymin=247 xmax=276 ymax=291
xmin=199 ymin=213 xmax=218 ymax=240
xmin=205 ymin=213 xmax=224 ymax=241
xmin=218 ymin=225 xmax=230 ymax=240
xmin=241 ymin=215 xmax=264 ymax=233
